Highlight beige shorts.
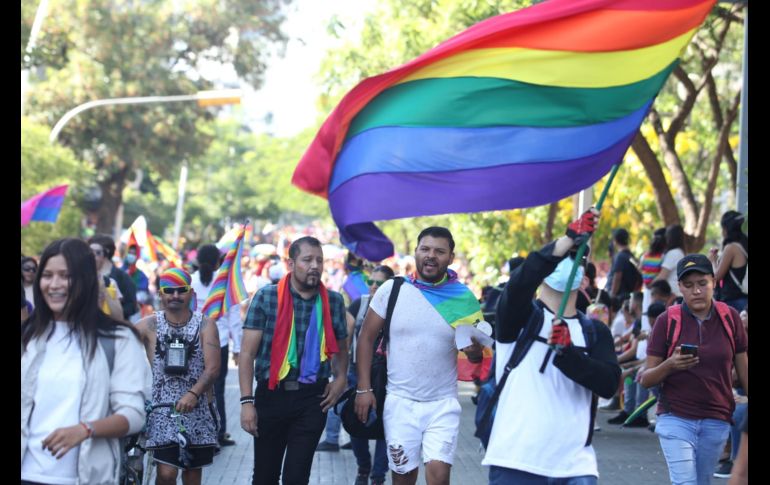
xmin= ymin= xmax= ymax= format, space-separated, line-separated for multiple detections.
xmin=383 ymin=393 xmax=462 ymax=474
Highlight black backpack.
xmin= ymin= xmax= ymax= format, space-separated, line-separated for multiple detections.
xmin=474 ymin=301 xmax=599 ymax=449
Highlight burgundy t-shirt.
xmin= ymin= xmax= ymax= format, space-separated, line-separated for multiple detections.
xmin=647 ymin=303 xmax=748 ymax=422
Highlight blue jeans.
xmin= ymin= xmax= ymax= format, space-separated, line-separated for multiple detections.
xmin=655 ymin=413 xmax=730 ymax=484
xmin=351 ymin=436 xmax=388 ymax=480
xmin=322 ymin=404 xmax=342 ymax=444
xmin=623 ymin=377 xmax=650 ymax=415
xmin=489 ymin=466 xmax=597 ymax=484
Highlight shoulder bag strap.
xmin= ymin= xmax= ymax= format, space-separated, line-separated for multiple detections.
xmin=382 ymin=277 xmax=404 ymax=352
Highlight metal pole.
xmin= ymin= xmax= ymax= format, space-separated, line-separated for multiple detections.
xmin=49 ymin=89 xmax=241 ymax=142
xmin=736 ymin=8 xmax=748 ymax=218
xmin=172 ymin=162 xmax=188 ymax=249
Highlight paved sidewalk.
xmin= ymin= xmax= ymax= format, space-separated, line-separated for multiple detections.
xmin=201 ymin=361 xmax=729 ymax=484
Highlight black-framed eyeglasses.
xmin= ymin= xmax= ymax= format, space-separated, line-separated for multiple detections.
xmin=161 ymin=286 xmax=191 ymax=295
xmin=22 ymin=266 xmax=37 ymax=272
xmin=367 ymin=279 xmax=386 ymax=288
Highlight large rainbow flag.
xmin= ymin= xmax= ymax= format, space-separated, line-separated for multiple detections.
xmin=201 ymin=224 xmax=249 ymax=321
xmin=292 ymin=0 xmax=716 ymax=261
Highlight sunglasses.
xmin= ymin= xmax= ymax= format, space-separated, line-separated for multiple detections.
xmin=161 ymin=286 xmax=191 ymax=295
xmin=22 ymin=266 xmax=37 ymax=272
xmin=367 ymin=279 xmax=386 ymax=288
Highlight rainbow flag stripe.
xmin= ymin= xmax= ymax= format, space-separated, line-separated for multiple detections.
xmin=201 ymin=225 xmax=249 ymax=321
xmin=292 ymin=0 xmax=715 ymax=260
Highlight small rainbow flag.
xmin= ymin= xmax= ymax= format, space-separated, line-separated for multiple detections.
xmin=201 ymin=224 xmax=249 ymax=321
xmin=147 ymin=231 xmax=183 ymax=268
xmin=292 ymin=0 xmax=716 ymax=260
xmin=21 ymin=184 xmax=69 ymax=226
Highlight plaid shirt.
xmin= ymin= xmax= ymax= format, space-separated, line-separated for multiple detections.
xmin=244 ymin=283 xmax=347 ymax=382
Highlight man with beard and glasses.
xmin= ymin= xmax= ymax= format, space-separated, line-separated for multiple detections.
xmin=239 ymin=236 xmax=349 ymax=485
xmin=355 ymin=227 xmax=485 ymax=485
xmin=135 ymin=268 xmax=221 ymax=485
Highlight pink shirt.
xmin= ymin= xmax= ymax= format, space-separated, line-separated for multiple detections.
xmin=647 ymin=303 xmax=747 ymax=422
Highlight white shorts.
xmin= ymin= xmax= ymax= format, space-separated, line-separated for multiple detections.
xmin=382 ymin=393 xmax=462 ymax=474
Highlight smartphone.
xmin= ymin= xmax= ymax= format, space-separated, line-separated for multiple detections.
xmin=680 ymin=344 xmax=698 ymax=357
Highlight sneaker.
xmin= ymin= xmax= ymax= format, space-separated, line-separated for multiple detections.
xmin=623 ymin=416 xmax=650 ymax=428
xmin=608 ymin=411 xmax=629 ymax=425
xmin=648 ymin=423 xmax=656 ymax=432
xmin=354 ymin=469 xmax=370 ymax=485
xmin=218 ymin=436 xmax=236 ymax=447
xmin=340 ymin=441 xmax=353 ymax=450
xmin=370 ymin=479 xmax=385 ymax=485
xmin=315 ymin=441 xmax=340 ymax=452
xmin=713 ymin=460 xmax=732 ymax=479
xmin=599 ymin=396 xmax=621 ymax=411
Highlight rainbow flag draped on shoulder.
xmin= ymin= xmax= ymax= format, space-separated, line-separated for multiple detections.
xmin=292 ymin=0 xmax=716 ymax=261
xmin=408 ymin=269 xmax=483 ymax=328
xmin=201 ymin=224 xmax=249 ymax=321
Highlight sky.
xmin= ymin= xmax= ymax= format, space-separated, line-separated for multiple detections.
xmin=238 ymin=0 xmax=377 ymax=138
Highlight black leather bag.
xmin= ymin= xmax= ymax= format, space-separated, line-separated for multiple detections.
xmin=337 ymin=277 xmax=403 ymax=440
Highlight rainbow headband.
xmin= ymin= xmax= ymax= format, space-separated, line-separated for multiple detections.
xmin=159 ymin=268 xmax=196 ymax=310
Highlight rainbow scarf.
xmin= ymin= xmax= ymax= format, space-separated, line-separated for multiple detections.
xmin=159 ymin=268 xmax=196 ymax=311
xmin=407 ymin=269 xmax=483 ymax=327
xmin=291 ymin=0 xmax=716 ymax=261
xmin=269 ymin=274 xmax=339 ymax=390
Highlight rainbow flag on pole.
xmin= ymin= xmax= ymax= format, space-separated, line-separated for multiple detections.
xmin=21 ymin=184 xmax=69 ymax=226
xmin=201 ymin=224 xmax=249 ymax=321
xmin=292 ymin=0 xmax=716 ymax=261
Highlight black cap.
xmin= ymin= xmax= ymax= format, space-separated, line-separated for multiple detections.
xmin=677 ymin=253 xmax=714 ymax=280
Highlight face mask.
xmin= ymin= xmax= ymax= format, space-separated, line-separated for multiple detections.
xmin=544 ymin=257 xmax=584 ymax=292
xmin=125 ymin=254 xmax=137 ymax=265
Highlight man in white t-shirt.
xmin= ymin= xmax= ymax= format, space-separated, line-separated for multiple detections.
xmin=354 ymin=227 xmax=484 ymax=485
xmin=482 ymin=209 xmax=621 ymax=484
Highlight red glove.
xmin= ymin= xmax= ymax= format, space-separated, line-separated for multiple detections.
xmin=566 ymin=209 xmax=598 ymax=246
xmin=549 ymin=321 xmax=572 ymax=350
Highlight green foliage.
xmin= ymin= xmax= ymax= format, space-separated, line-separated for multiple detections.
xmin=315 ymin=0 xmax=744 ymax=285
xmin=22 ymin=0 xmax=292 ymax=233
xmin=21 ymin=118 xmax=94 ymax=256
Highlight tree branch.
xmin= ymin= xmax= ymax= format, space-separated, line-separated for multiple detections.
xmin=631 ymin=130 xmax=680 ymax=226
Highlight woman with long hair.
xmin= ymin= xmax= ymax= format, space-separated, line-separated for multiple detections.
xmin=652 ymin=224 xmax=686 ymax=298
xmin=709 ymin=210 xmax=748 ymax=312
xmin=21 ymin=238 xmax=151 ymax=485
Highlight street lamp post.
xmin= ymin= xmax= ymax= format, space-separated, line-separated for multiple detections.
xmin=47 ymin=89 xmax=242 ymax=244
xmin=49 ymin=89 xmax=242 ymax=142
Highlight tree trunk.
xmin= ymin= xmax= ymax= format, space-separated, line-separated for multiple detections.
xmin=96 ymin=167 xmax=129 ymax=235
xmin=631 ymin=131 xmax=680 ymax=225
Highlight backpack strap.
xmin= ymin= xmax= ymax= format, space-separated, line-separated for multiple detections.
xmin=665 ymin=305 xmax=683 ymax=359
xmin=381 ymin=277 xmax=404 ymax=352
xmin=98 ymin=331 xmax=116 ymax=374
xmin=713 ymin=301 xmax=737 ymax=357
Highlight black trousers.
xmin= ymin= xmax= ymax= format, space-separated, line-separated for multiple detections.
xmin=251 ymin=380 xmax=328 ymax=485
xmin=214 ymin=344 xmax=228 ymax=439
